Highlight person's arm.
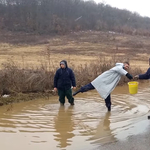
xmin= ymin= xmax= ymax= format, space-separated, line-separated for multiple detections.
xmin=126 ymin=73 xmax=133 ymax=80
xmin=54 ymin=70 xmax=59 ymax=91
xmin=138 ymin=68 xmax=150 ymax=80
xmin=70 ymin=69 xmax=76 ymax=88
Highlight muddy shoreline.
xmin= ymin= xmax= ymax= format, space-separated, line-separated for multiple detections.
xmin=0 ymin=92 xmax=53 ymax=106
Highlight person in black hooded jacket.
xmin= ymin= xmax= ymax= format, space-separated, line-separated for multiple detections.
xmin=54 ymin=60 xmax=76 ymax=105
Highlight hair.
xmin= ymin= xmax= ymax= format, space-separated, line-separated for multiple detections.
xmin=124 ymin=61 xmax=130 ymax=65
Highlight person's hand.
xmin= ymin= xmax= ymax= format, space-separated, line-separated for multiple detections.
xmin=54 ymin=87 xmax=57 ymax=92
xmin=134 ymin=75 xmax=139 ymax=79
xmin=73 ymin=87 xmax=76 ymax=90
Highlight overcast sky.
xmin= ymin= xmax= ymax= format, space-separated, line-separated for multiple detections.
xmin=94 ymin=0 xmax=150 ymax=17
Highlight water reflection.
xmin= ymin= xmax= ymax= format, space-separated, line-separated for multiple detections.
xmin=54 ymin=106 xmax=75 ymax=149
xmin=88 ymin=112 xmax=116 ymax=144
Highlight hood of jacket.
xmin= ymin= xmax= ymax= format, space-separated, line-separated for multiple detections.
xmin=115 ymin=63 xmax=124 ymax=67
xmin=60 ymin=60 xmax=68 ymax=68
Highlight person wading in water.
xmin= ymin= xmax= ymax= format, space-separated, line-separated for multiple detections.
xmin=73 ymin=62 xmax=133 ymax=111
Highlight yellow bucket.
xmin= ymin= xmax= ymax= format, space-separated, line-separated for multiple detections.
xmin=128 ymin=81 xmax=138 ymax=94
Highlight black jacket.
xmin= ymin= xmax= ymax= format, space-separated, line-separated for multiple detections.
xmin=54 ymin=60 xmax=76 ymax=90
xmin=139 ymin=68 xmax=150 ymax=79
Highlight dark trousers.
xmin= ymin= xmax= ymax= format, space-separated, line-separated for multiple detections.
xmin=58 ymin=88 xmax=74 ymax=104
xmin=79 ymin=83 xmax=111 ymax=109
xmin=105 ymin=94 xmax=111 ymax=109
xmin=80 ymin=83 xmax=95 ymax=92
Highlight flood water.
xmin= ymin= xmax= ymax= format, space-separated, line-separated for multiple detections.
xmin=0 ymin=82 xmax=150 ymax=150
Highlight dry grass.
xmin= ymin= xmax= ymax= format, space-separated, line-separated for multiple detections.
xmin=0 ymin=30 xmax=150 ymax=70
xmin=0 ymin=55 xmax=143 ymax=96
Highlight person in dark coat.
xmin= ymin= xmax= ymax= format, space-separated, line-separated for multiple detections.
xmin=134 ymin=58 xmax=150 ymax=119
xmin=54 ymin=60 xmax=76 ymax=106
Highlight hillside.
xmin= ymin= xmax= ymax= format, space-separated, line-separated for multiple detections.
xmin=0 ymin=0 xmax=150 ymax=35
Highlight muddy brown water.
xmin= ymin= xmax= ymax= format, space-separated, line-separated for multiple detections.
xmin=0 ymin=82 xmax=150 ymax=150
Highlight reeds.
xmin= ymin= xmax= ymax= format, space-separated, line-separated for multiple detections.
xmin=0 ymin=55 xmax=142 ymax=96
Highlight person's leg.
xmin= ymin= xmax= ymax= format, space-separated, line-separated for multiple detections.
xmin=105 ymin=94 xmax=111 ymax=111
xmin=65 ymin=88 xmax=74 ymax=105
xmin=73 ymin=83 xmax=95 ymax=96
xmin=58 ymin=89 xmax=65 ymax=105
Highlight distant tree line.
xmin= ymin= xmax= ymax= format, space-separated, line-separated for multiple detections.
xmin=0 ymin=0 xmax=150 ymax=35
